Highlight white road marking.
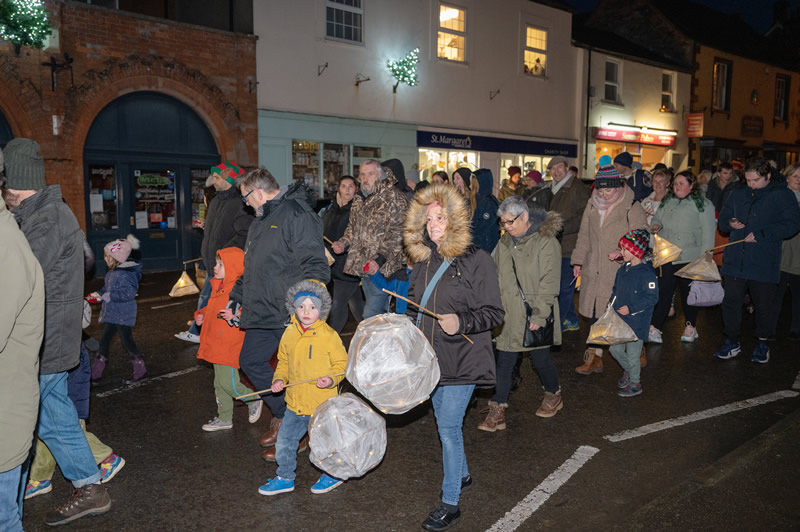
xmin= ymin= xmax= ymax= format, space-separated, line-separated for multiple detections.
xmin=151 ymin=300 xmax=195 ymax=309
xmin=486 ymin=445 xmax=600 ymax=532
xmin=793 ymin=371 xmax=800 ymax=390
xmin=94 ymin=366 xmax=204 ymax=398
xmin=604 ymin=390 xmax=799 ymax=442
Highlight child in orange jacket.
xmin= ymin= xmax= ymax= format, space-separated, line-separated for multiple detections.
xmin=195 ymin=247 xmax=262 ymax=431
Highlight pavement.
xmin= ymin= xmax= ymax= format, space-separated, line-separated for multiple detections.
xmin=20 ymin=271 xmax=800 ymax=531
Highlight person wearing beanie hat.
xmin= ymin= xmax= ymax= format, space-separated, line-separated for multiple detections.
xmin=598 ymin=154 xmax=613 ymax=167
xmin=606 ymin=228 xmax=658 ymax=397
xmin=525 ymin=170 xmax=543 ymax=186
xmin=451 ymin=167 xmax=472 ymax=196
xmin=88 ymin=234 xmax=147 ymax=385
xmin=175 ymin=163 xmax=254 ymax=344
xmin=613 ymin=151 xmax=652 ymax=202
xmin=382 ymin=158 xmax=411 ymax=195
xmin=571 ymin=163 xmax=647 ymax=376
xmin=6 ymin=138 xmax=112 ymax=525
xmin=258 ymin=280 xmax=346 ymax=493
xmin=498 ymin=165 xmax=524 ymax=202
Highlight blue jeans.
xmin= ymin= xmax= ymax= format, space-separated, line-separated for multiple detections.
xmin=37 ymin=373 xmax=101 ymax=487
xmin=559 ymin=258 xmax=578 ymax=324
xmin=0 ymin=464 xmax=26 ymax=532
xmin=239 ymin=328 xmax=286 ymax=419
xmin=188 ymin=278 xmax=214 ymax=335
xmin=275 ymin=409 xmax=310 ymax=480
xmin=361 ymin=276 xmax=390 ymax=319
xmin=431 ymin=384 xmax=475 ymax=507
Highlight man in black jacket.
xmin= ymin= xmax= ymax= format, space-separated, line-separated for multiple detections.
xmin=176 ymin=162 xmax=252 ymax=343
xmin=3 ymin=138 xmax=111 ymax=526
xmin=223 ymin=168 xmax=329 ymax=456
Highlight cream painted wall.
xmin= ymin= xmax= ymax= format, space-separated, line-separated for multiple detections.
xmin=253 ymin=0 xmax=581 ymax=144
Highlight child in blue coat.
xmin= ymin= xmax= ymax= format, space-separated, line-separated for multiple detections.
xmin=608 ymin=229 xmax=658 ymax=397
xmin=89 ymin=235 xmax=146 ymax=383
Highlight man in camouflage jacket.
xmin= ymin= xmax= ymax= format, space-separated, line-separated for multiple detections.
xmin=333 ymin=159 xmax=409 ymax=318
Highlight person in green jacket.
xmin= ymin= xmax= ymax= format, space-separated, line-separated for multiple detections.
xmin=649 ymin=170 xmax=716 ymax=344
xmin=0 ymin=194 xmax=44 ymax=530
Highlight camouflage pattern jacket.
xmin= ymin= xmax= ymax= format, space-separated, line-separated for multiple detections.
xmin=340 ymin=177 xmax=409 ymax=277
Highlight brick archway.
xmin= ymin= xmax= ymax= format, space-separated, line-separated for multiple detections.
xmin=68 ymin=75 xmax=238 ymax=170
xmin=0 ymin=78 xmax=35 ymax=140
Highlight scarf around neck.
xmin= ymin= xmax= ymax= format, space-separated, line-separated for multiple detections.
xmin=592 ymin=187 xmax=626 ymax=225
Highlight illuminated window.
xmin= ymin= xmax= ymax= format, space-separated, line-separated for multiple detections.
xmin=326 ymin=0 xmax=363 ymax=44
xmin=523 ymin=26 xmax=547 ymax=77
xmin=712 ymin=58 xmax=732 ymax=112
xmin=775 ymin=75 xmax=790 ymax=121
xmin=661 ymin=72 xmax=674 ymax=111
xmin=438 ymin=4 xmax=466 ymax=62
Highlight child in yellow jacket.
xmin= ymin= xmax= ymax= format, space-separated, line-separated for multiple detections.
xmin=258 ymin=280 xmax=347 ymax=496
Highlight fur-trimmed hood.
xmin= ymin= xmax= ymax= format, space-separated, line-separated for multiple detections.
xmin=284 ymin=279 xmax=332 ymax=321
xmin=404 ymin=184 xmax=472 ymax=263
xmin=529 ymin=209 xmax=563 ymax=238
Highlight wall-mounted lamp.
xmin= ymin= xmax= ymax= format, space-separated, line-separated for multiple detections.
xmin=489 ymin=89 xmax=501 ymax=100
xmin=750 ymin=89 xmax=759 ymax=105
xmin=354 ymin=73 xmax=370 ymax=86
xmin=318 ymin=62 xmax=328 ymax=76
xmin=40 ymin=53 xmax=74 ymax=91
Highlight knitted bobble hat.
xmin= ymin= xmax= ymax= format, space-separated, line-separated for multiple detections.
xmin=619 ymin=228 xmax=651 ymax=259
xmin=104 ymin=234 xmax=140 ymax=264
xmin=594 ymin=165 xmax=622 ymax=189
xmin=2 ymin=138 xmax=46 ymax=190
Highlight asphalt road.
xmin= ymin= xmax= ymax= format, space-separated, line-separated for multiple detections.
xmin=20 ymin=272 xmax=800 ymax=531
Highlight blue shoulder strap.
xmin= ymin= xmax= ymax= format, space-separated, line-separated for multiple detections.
xmin=416 ymin=259 xmax=451 ymax=328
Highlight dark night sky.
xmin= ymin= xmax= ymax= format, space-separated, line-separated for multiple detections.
xmin=566 ymin=0 xmax=800 ymax=33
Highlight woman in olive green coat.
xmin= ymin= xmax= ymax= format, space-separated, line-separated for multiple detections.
xmin=479 ymin=196 xmax=564 ymax=432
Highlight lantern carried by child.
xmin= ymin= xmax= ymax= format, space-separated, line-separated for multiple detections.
xmin=345 ymin=313 xmax=440 ymax=414
xmin=309 ymin=393 xmax=387 ymax=480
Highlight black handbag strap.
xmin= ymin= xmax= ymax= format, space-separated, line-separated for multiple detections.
xmin=509 ymin=254 xmax=530 ymax=308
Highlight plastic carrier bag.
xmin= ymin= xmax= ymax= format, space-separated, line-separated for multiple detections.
xmin=346 ymin=313 xmax=440 ymax=414
xmin=586 ymin=301 xmax=638 ymax=345
xmin=687 ymin=281 xmax=724 ymax=307
xmin=309 ymin=393 xmax=387 ymax=480
xmin=651 ymin=234 xmax=682 ymax=268
xmin=675 ymin=252 xmax=721 ymax=282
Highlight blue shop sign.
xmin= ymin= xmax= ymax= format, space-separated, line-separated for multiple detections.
xmin=417 ymin=131 xmax=577 ymax=157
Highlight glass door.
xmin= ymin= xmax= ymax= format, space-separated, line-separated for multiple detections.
xmin=131 ymin=167 xmax=179 ymax=269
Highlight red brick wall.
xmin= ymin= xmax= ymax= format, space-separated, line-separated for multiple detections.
xmin=0 ymin=0 xmax=258 ymax=229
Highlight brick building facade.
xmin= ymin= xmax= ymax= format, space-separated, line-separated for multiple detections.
xmin=0 ymin=0 xmax=257 ymax=268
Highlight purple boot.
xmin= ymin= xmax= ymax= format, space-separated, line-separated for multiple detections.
xmin=125 ymin=359 xmax=147 ymax=384
xmin=91 ymin=355 xmax=107 ymax=382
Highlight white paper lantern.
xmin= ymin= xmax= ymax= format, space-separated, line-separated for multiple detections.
xmin=346 ymin=313 xmax=440 ymax=414
xmin=309 ymin=393 xmax=386 ymax=480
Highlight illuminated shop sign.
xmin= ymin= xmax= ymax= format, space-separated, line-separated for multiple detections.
xmin=417 ymin=131 xmax=577 ymax=157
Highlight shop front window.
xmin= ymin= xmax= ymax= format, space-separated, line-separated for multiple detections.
xmin=88 ymin=165 xmax=117 ymax=231
xmin=418 ymin=148 xmax=478 ymax=181
xmin=133 ymin=169 xmax=177 ymax=230
xmin=292 ymin=140 xmax=321 ymax=199
xmin=323 ymin=143 xmax=349 ymax=199
xmin=353 ymin=145 xmax=381 ymax=176
xmin=190 ymin=168 xmax=210 ymax=229
xmin=293 ymin=140 xmax=353 ymax=200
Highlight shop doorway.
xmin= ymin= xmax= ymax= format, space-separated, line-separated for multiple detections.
xmin=84 ymin=91 xmax=219 ymax=273
xmin=0 ymin=107 xmax=13 ymax=149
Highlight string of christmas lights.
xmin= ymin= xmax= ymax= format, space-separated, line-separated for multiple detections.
xmin=387 ymin=48 xmax=419 ymax=88
xmin=0 ymin=0 xmax=52 ymax=50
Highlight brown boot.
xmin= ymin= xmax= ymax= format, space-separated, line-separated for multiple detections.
xmin=259 ymin=416 xmax=282 ymax=448
xmin=477 ymin=401 xmax=507 ymax=432
xmin=640 ymin=345 xmax=647 ymax=368
xmin=575 ymin=348 xmax=603 ymax=375
xmin=535 ymin=390 xmax=563 ymax=418
xmin=261 ymin=435 xmax=308 ymax=462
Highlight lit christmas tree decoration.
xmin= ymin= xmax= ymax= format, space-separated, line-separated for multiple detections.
xmin=387 ymin=48 xmax=419 ymax=91
xmin=0 ymin=0 xmax=52 ymax=52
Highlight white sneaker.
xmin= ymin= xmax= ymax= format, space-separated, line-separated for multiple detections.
xmin=648 ymin=326 xmax=663 ymax=344
xmin=248 ymin=400 xmax=263 ymax=424
xmin=202 ymin=417 xmax=233 ymax=432
xmin=175 ymin=331 xmax=200 ymax=343
xmin=681 ymin=322 xmax=699 ymax=343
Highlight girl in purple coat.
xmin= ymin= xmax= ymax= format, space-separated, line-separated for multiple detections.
xmin=89 ymin=235 xmax=146 ymax=383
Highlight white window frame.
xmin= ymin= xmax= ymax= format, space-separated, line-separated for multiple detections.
xmin=523 ymin=25 xmax=548 ymax=78
xmin=661 ymin=71 xmax=674 ymax=112
xmin=712 ymin=59 xmax=731 ymax=112
xmin=325 ymin=0 xmax=364 ymax=45
xmin=604 ymin=60 xmax=621 ymax=104
xmin=437 ymin=2 xmax=467 ymax=64
xmin=775 ymin=74 xmax=790 ymax=121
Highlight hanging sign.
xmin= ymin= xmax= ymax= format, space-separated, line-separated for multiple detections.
xmin=595 ymin=127 xmax=676 ymax=147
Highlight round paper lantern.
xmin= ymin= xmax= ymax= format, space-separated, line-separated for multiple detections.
xmin=346 ymin=313 xmax=440 ymax=414
xmin=309 ymin=393 xmax=386 ymax=480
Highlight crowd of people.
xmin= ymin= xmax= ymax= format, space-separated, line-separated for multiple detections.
xmin=2 ymin=136 xmax=800 ymax=531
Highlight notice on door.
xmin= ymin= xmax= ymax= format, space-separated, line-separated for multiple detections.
xmin=89 ymin=193 xmax=104 ymax=213
xmin=135 ymin=211 xmax=148 ymax=229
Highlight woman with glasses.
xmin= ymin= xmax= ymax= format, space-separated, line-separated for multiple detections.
xmin=404 ymin=184 xmax=504 ymax=532
xmin=478 ymin=196 xmax=564 ymax=434
xmin=571 ymin=165 xmax=647 ymax=375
